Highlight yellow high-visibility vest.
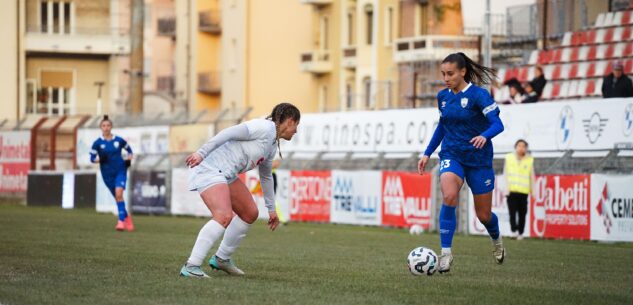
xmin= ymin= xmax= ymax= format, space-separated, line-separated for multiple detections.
xmin=505 ymin=153 xmax=533 ymax=195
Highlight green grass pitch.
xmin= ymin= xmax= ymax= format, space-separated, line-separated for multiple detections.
xmin=1 ymin=202 xmax=632 ymax=305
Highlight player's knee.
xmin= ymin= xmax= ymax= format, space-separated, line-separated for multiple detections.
xmin=213 ymin=212 xmax=233 ymax=227
xmin=240 ymin=208 xmax=258 ymax=224
xmin=442 ymin=193 xmax=459 ymax=205
xmin=115 ymin=194 xmax=124 ymax=202
xmin=477 ymin=210 xmax=492 ymax=224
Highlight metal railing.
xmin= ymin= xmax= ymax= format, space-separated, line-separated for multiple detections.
xmin=26 ymin=24 xmax=129 ymax=36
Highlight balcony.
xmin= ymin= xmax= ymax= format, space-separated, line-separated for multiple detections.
xmin=198 ymin=72 xmax=221 ymax=94
xmin=157 ymin=17 xmax=176 ymax=37
xmin=342 ymin=46 xmax=357 ymax=69
xmin=300 ymin=50 xmax=331 ymax=74
xmin=393 ymin=35 xmax=479 ymax=63
xmin=25 ymin=25 xmax=130 ymax=55
xmin=300 ymin=0 xmax=333 ymax=5
xmin=199 ymin=10 xmax=221 ymax=34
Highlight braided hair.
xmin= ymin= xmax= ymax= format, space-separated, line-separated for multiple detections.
xmin=442 ymin=52 xmax=497 ymax=86
xmin=266 ymin=102 xmax=300 ymax=159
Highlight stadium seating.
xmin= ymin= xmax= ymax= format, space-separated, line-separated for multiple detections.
xmin=495 ymin=6 xmax=633 ymax=103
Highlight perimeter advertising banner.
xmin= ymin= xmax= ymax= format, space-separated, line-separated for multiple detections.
xmin=330 ymin=170 xmax=382 ymax=226
xmin=289 ymin=170 xmax=331 ymax=222
xmin=0 ymin=131 xmax=31 ymax=194
xmin=590 ymin=174 xmax=633 ymax=242
xmin=382 ymin=172 xmax=433 ymax=229
xmin=530 ymin=175 xmax=591 ymax=240
xmin=467 ymin=175 xmax=532 ymax=237
xmin=170 ymin=167 xmax=210 ymax=217
xmin=131 ymin=170 xmax=168 ymax=214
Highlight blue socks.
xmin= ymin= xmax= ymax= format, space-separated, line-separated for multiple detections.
xmin=439 ymin=204 xmax=457 ymax=249
xmin=116 ymin=201 xmax=128 ymax=221
xmin=484 ymin=212 xmax=500 ymax=240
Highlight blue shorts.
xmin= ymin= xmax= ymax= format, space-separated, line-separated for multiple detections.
xmin=439 ymin=158 xmax=495 ymax=195
xmin=103 ymin=171 xmax=127 ymax=196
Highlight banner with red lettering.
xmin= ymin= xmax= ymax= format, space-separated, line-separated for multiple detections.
xmin=590 ymin=175 xmax=633 ymax=242
xmin=289 ymin=170 xmax=331 ymax=222
xmin=0 ymin=131 xmax=31 ymax=193
xmin=382 ymin=172 xmax=432 ymax=229
xmin=530 ymin=174 xmax=591 ymax=240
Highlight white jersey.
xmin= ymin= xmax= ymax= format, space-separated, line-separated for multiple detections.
xmin=199 ymin=119 xmax=277 ymax=179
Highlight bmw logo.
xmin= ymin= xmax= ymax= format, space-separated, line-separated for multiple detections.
xmin=556 ymin=106 xmax=574 ymax=149
xmin=624 ymin=104 xmax=633 ymax=137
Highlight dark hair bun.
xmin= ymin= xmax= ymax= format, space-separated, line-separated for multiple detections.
xmin=103 ymin=115 xmax=109 ymax=120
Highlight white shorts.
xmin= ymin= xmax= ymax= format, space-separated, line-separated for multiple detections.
xmin=188 ymin=166 xmax=238 ymax=193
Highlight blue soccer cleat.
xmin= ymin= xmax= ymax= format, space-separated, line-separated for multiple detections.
xmin=180 ymin=264 xmax=209 ymax=278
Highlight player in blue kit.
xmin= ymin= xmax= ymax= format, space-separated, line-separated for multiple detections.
xmin=418 ymin=53 xmax=505 ymax=273
xmin=90 ymin=115 xmax=135 ymax=232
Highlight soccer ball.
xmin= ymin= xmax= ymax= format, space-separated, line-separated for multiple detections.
xmin=407 ymin=247 xmax=438 ymax=276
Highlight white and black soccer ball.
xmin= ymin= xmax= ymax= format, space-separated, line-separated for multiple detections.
xmin=407 ymin=247 xmax=438 ymax=276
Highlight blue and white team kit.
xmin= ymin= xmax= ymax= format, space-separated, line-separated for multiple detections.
xmin=90 ymin=136 xmax=133 ymax=195
xmin=427 ymin=83 xmax=502 ymax=195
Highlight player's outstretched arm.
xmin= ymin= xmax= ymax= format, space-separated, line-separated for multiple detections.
xmin=259 ymin=158 xmax=279 ymax=231
xmin=186 ymin=124 xmax=251 ymax=168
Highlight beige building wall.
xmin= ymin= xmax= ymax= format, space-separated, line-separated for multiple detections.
xmin=26 ymin=58 xmax=110 ymax=114
xmin=220 ymin=0 xmax=246 ymax=111
xmin=0 ymin=1 xmax=20 ymax=121
xmin=175 ymin=0 xmax=194 ymax=112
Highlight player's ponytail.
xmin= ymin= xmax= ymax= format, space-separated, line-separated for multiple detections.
xmin=100 ymin=115 xmax=112 ymax=126
xmin=442 ymin=52 xmax=497 ymax=86
xmin=266 ymin=102 xmax=301 ymax=159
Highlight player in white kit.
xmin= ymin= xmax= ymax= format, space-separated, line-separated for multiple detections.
xmin=180 ymin=103 xmax=300 ymax=278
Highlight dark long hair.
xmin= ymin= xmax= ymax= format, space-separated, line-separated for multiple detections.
xmin=442 ymin=52 xmax=497 ymax=86
xmin=266 ymin=102 xmax=301 ymax=159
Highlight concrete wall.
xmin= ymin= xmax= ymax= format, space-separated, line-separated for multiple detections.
xmin=0 ymin=1 xmax=19 ymax=121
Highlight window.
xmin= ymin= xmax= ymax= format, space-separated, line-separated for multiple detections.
xmin=418 ymin=2 xmax=428 ymax=35
xmin=39 ymin=70 xmax=74 ymax=115
xmin=363 ymin=77 xmax=372 ymax=109
xmin=365 ymin=5 xmax=373 ymax=45
xmin=347 ymin=12 xmax=354 ymax=45
xmin=40 ymin=1 xmax=72 ymax=34
xmin=345 ymin=83 xmax=353 ymax=110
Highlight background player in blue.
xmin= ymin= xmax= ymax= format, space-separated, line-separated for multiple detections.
xmin=90 ymin=115 xmax=134 ymax=232
xmin=418 ymin=52 xmax=505 ymax=273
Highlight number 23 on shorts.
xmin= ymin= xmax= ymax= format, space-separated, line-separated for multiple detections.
xmin=439 ymin=159 xmax=451 ymax=171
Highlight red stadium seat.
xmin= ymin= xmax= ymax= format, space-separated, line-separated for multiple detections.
xmin=586 ymin=62 xmax=596 ymax=77
xmin=568 ymin=63 xmax=578 ymax=79
xmin=585 ymin=80 xmax=596 ymax=96
xmin=623 ymin=11 xmax=631 ymax=25
xmin=624 ymin=42 xmax=633 ymax=56
xmin=552 ymin=65 xmax=562 ymax=80
xmin=625 ymin=59 xmax=633 ymax=74
xmin=570 ymin=47 xmax=580 ymax=61
xmin=587 ymin=30 xmax=597 ymax=44
xmin=604 ymin=44 xmax=615 ymax=59
xmin=571 ymin=32 xmax=582 ymax=46
xmin=587 ymin=46 xmax=597 ymax=60
xmin=623 ymin=26 xmax=632 ymax=41
xmin=518 ymin=67 xmax=529 ymax=82
xmin=551 ymin=82 xmax=561 ymax=99
xmin=553 ymin=49 xmax=562 ymax=63
xmin=604 ymin=28 xmax=614 ymax=43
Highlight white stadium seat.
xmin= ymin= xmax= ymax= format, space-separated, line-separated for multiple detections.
xmin=595 ymin=13 xmax=606 ymax=28
xmin=528 ymin=50 xmax=538 ymax=65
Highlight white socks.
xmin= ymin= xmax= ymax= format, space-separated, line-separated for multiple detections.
xmin=441 ymin=247 xmax=452 ymax=255
xmin=216 ymin=215 xmax=251 ymax=260
xmin=187 ymin=220 xmax=226 ymax=266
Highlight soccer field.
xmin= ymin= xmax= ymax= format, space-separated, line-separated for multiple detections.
xmin=1 ymin=203 xmax=632 ymax=305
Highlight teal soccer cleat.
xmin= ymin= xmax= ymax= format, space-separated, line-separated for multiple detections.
xmin=209 ymin=255 xmax=245 ymax=276
xmin=180 ymin=264 xmax=210 ymax=278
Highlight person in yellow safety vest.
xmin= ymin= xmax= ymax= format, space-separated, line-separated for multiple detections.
xmin=503 ymin=139 xmax=535 ymax=240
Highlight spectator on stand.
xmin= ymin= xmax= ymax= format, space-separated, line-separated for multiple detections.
xmin=521 ymin=81 xmax=539 ymax=103
xmin=504 ymin=78 xmax=525 ymax=104
xmin=602 ymin=61 xmax=633 ymax=98
xmin=531 ymin=66 xmax=547 ymax=98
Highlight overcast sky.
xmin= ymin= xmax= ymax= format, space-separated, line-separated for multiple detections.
xmin=462 ymin=0 xmax=536 ymax=29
